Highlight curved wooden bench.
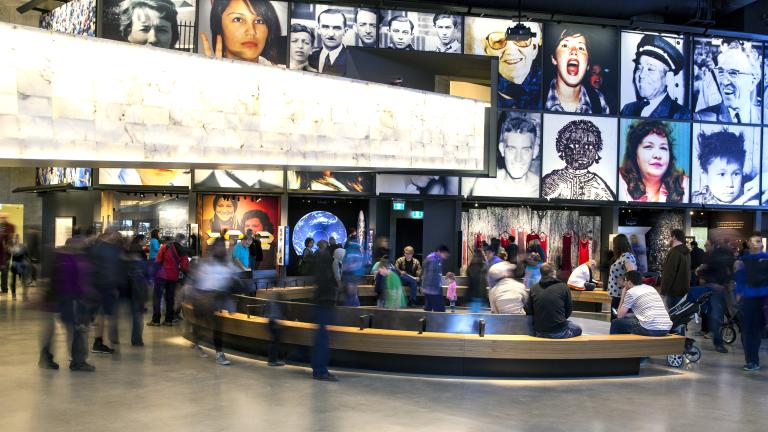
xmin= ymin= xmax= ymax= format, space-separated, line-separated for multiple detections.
xmin=183 ymin=304 xmax=685 ymax=377
xmin=571 ymin=290 xmax=612 ymax=307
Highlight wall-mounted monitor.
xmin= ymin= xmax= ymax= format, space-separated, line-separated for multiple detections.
xmin=39 ymin=0 xmax=96 ymax=36
xmin=194 ymin=169 xmax=283 ymax=190
xmin=378 ymin=10 xmax=463 ymax=54
xmin=377 ymin=174 xmax=458 ymax=195
xmin=98 ymin=168 xmax=191 ymax=187
xmin=287 ymin=171 xmax=373 ymax=193
xmin=36 ymin=167 xmax=92 ymax=187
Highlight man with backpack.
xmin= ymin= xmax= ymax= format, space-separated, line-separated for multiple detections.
xmin=148 ymin=233 xmax=189 ymax=326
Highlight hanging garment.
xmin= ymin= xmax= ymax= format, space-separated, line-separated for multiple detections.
xmin=539 ymin=233 xmax=549 ymax=259
xmin=561 ymin=233 xmax=573 ymax=273
xmin=526 ymin=232 xmax=540 ymax=247
xmin=578 ymin=239 xmax=590 ymax=265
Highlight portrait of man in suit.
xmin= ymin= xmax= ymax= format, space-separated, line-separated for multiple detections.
xmin=308 ymin=8 xmax=348 ymax=76
xmin=694 ymin=41 xmax=761 ymax=123
xmin=620 ymin=34 xmax=691 ymax=120
xmin=386 ymin=15 xmax=416 ymax=50
xmin=354 ymin=8 xmax=378 ymax=48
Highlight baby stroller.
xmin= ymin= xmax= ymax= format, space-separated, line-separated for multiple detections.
xmin=666 ymin=291 xmax=712 ymax=368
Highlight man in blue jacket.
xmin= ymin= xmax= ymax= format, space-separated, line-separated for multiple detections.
xmin=422 ymin=245 xmax=450 ymax=312
xmin=734 ymin=233 xmax=768 ymax=372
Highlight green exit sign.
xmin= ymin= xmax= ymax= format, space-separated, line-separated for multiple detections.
xmin=393 ymin=200 xmax=405 ymax=210
xmin=410 ymin=211 xmax=423 ymax=219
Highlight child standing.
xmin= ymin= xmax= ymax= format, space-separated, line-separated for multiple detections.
xmin=446 ymin=272 xmax=457 ymax=312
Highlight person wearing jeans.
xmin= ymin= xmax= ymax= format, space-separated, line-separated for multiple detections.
xmin=395 ymin=246 xmax=422 ymax=306
xmin=530 ymin=264 xmax=582 ymax=339
xmin=421 ymin=245 xmax=450 ymax=313
xmin=610 ymin=270 xmax=672 ymax=337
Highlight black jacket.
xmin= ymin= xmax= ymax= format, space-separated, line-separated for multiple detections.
xmin=530 ymin=276 xmax=572 ymax=334
xmin=466 ymin=261 xmax=487 ymax=301
xmin=661 ymin=244 xmax=691 ymax=297
xmin=312 ymin=249 xmax=337 ymax=306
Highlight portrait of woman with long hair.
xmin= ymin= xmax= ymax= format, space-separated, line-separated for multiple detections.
xmin=619 ymin=120 xmax=689 ymax=203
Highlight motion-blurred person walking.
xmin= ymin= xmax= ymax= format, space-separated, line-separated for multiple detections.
xmin=0 ymin=212 xmax=16 ymax=295
xmin=126 ymin=234 xmax=149 ymax=346
xmin=89 ymin=229 xmax=125 ymax=354
xmin=311 ymin=240 xmax=338 ymax=381
xmin=149 ymin=233 xmax=189 ymax=326
xmin=734 ymin=233 xmax=768 ymax=372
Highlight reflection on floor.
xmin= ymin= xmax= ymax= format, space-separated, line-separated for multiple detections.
xmin=0 ymin=292 xmax=766 ymax=432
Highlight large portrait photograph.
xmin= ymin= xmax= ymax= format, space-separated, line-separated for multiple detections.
xmin=763 ymin=127 xmax=768 ymax=205
xmin=290 ymin=4 xmax=377 ymax=75
xmin=198 ymin=194 xmax=280 ymax=270
xmin=198 ymin=0 xmax=288 ymax=66
xmin=36 ymin=167 xmax=92 ymax=187
xmin=39 ymin=0 xmax=96 ymax=36
xmin=620 ymin=31 xmax=690 ymax=120
xmin=378 ymin=10 xmax=463 ymax=54
xmin=618 ymin=119 xmax=691 ymax=203
xmin=287 ymin=171 xmax=374 ymax=193
xmin=377 ymin=175 xmax=458 ymax=195
xmin=464 ymin=17 xmax=542 ymax=110
xmin=541 ymin=114 xmax=618 ymax=201
xmin=692 ymin=37 xmax=762 ymax=124
xmin=101 ymin=0 xmax=196 ymax=51
xmin=691 ymin=123 xmax=760 ymax=206
xmin=543 ymin=23 xmax=618 ymax=114
xmin=462 ymin=111 xmax=541 ymax=198
xmin=194 ymin=169 xmax=284 ymax=189
xmin=98 ymin=168 xmax=191 ymax=187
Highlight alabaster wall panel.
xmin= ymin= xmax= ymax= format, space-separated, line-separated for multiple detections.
xmin=0 ymin=23 xmax=487 ymax=171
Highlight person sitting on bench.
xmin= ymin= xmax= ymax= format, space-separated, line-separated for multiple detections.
xmin=530 ymin=264 xmax=582 ymax=339
xmin=610 ymin=270 xmax=672 ymax=336
xmin=567 ymin=259 xmax=602 ymax=291
xmin=395 ymin=246 xmax=422 ymax=306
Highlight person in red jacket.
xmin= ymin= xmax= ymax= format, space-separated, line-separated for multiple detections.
xmin=148 ymin=233 xmax=189 ymax=326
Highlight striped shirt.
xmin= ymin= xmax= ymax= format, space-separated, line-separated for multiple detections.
xmin=623 ymin=284 xmax=672 ymax=331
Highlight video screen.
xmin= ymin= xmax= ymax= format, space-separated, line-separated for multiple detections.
xmin=36 ymin=167 xmax=92 ymax=187
xmin=618 ymin=119 xmax=691 ymax=203
xmin=101 ymin=0 xmax=196 ymax=51
xmin=98 ymin=168 xmax=191 ymax=187
xmin=463 ymin=111 xmax=541 ymax=198
xmin=541 ymin=114 xmax=618 ymax=201
xmin=198 ymin=194 xmax=280 ymax=269
xmin=377 ymin=175 xmax=458 ymax=195
xmin=692 ymin=37 xmax=762 ymax=124
xmin=691 ymin=123 xmax=761 ymax=206
xmin=619 ymin=31 xmax=690 ymax=120
xmin=542 ymin=23 xmax=618 ymax=114
xmin=287 ymin=171 xmax=373 ymax=193
xmin=198 ymin=0 xmax=287 ymax=64
xmin=290 ymin=3 xmax=376 ymax=75
xmin=194 ymin=170 xmax=283 ymax=189
xmin=378 ymin=10 xmax=463 ymax=54
xmin=39 ymin=0 xmax=96 ymax=36
xmin=464 ymin=17 xmax=543 ymax=110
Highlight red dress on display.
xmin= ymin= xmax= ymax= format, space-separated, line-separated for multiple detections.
xmin=578 ymin=239 xmax=591 ymax=265
xmin=561 ymin=233 xmax=573 ymax=273
xmin=539 ymin=233 xmax=548 ymax=258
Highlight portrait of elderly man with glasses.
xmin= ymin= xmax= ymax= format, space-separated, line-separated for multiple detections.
xmin=466 ymin=17 xmax=542 ymax=109
xmin=694 ymin=40 xmax=761 ymax=124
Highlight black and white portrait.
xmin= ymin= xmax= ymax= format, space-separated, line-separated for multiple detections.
xmin=198 ymin=0 xmax=288 ymax=66
xmin=763 ymin=127 xmax=768 ymax=205
xmin=194 ymin=170 xmax=284 ymax=189
xmin=377 ymin=175 xmax=458 ymax=195
xmin=378 ymin=10 xmax=462 ymax=53
xmin=463 ymin=111 xmax=541 ymax=198
xmin=691 ymin=123 xmax=760 ymax=206
xmin=692 ymin=37 xmax=762 ymax=124
xmin=290 ymin=4 xmax=377 ymax=75
xmin=620 ymin=31 xmax=690 ymax=120
xmin=541 ymin=114 xmax=618 ymax=201
xmin=101 ymin=0 xmax=196 ymax=51
xmin=543 ymin=23 xmax=618 ymax=114
xmin=464 ymin=17 xmax=542 ymax=110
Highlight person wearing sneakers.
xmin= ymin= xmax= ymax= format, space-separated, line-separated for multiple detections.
xmin=190 ymin=241 xmax=238 ymax=365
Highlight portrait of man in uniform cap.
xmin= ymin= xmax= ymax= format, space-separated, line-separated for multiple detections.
xmin=621 ymin=34 xmax=691 ymax=120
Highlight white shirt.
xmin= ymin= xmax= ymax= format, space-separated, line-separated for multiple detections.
xmin=640 ymin=93 xmax=667 ymax=117
xmin=318 ymin=45 xmax=344 ymax=73
xmin=567 ymin=263 xmax=592 ymax=288
xmin=622 ymin=284 xmax=673 ymax=331
xmin=489 ymin=278 xmax=529 ymax=315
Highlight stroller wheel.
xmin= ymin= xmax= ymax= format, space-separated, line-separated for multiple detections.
xmin=721 ymin=325 xmax=737 ymax=345
xmin=685 ymin=345 xmax=702 ymax=363
xmin=667 ymin=354 xmax=684 ymax=368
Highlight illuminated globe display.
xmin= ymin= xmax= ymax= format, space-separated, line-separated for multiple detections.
xmin=292 ymin=211 xmax=347 ymax=255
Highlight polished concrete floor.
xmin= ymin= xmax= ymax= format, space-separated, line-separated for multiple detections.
xmin=1 ymin=293 xmax=767 ymax=432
